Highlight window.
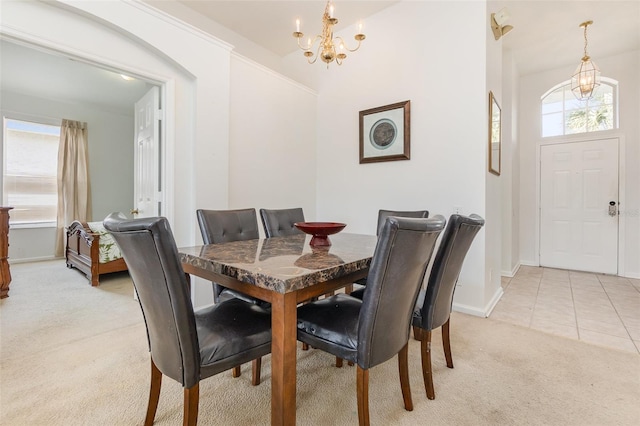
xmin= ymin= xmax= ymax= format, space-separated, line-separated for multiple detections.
xmin=541 ymin=79 xmax=617 ymax=137
xmin=2 ymin=117 xmax=60 ymax=225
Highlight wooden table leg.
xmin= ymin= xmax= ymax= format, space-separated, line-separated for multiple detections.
xmin=271 ymin=292 xmax=297 ymax=425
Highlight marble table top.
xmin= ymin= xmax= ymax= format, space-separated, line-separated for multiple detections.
xmin=179 ymin=233 xmax=378 ymax=293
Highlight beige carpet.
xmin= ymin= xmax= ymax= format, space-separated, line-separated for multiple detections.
xmin=1 ymin=260 xmax=639 ymax=426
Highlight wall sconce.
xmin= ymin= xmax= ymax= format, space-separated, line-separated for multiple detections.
xmin=491 ymin=8 xmax=513 ymax=40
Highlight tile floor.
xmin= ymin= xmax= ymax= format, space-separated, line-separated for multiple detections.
xmin=490 ymin=266 xmax=640 ymax=354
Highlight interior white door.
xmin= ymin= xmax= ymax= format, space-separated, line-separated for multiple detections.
xmin=540 ymin=138 xmax=619 ymax=274
xmin=133 ymin=86 xmax=161 ymax=219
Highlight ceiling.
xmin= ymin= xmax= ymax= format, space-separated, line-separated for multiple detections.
xmin=0 ymin=39 xmax=152 ymax=113
xmin=176 ymin=1 xmax=400 ymax=57
xmin=1 ymin=1 xmax=638 ymax=111
xmin=495 ymin=0 xmax=640 ymax=75
xmin=173 ymin=0 xmax=639 ymax=76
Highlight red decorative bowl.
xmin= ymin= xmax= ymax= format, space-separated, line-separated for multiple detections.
xmin=294 ymin=222 xmax=347 ymax=247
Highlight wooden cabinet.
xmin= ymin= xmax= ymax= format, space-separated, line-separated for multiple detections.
xmin=0 ymin=207 xmax=13 ymax=299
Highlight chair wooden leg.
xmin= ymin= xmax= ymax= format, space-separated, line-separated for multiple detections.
xmin=398 ymin=343 xmax=413 ymax=411
xmin=336 ymin=357 xmax=343 ymax=368
xmin=144 ymin=359 xmax=162 ymax=426
xmin=347 ymin=361 xmax=354 ymax=366
xmin=413 ymin=325 xmax=423 ymax=341
xmin=421 ymin=330 xmax=435 ymax=400
xmin=302 ymin=342 xmax=309 ymax=351
xmin=252 ymin=358 xmax=262 ymax=386
xmin=356 ymin=367 xmax=370 ymax=426
xmin=442 ymin=319 xmax=454 ymax=368
xmin=183 ymin=383 xmax=199 ymax=426
xmin=232 ymin=365 xmax=241 ymax=378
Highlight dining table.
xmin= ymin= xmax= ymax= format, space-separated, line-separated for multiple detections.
xmin=179 ymin=232 xmax=378 ymax=425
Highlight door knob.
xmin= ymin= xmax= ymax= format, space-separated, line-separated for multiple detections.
xmin=130 ymin=209 xmax=139 ymax=215
xmin=608 ymin=201 xmax=617 ymax=217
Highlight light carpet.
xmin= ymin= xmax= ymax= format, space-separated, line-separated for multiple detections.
xmin=1 ymin=260 xmax=639 ymax=425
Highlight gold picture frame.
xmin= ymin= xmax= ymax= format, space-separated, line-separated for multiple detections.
xmin=359 ymin=100 xmax=410 ymax=164
xmin=488 ymin=91 xmax=501 ymax=176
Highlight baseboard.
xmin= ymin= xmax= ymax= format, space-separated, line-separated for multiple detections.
xmin=519 ymin=260 xmax=538 ymax=267
xmin=453 ymin=286 xmax=504 ymax=318
xmin=624 ymin=272 xmax=640 ymax=279
xmin=11 ymin=256 xmax=58 ymax=264
xmin=484 ymin=286 xmax=505 ymax=317
xmin=501 ymin=262 xmax=521 ymax=278
xmin=452 ymin=302 xmax=486 ymax=317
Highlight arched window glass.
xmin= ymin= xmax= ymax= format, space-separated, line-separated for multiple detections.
xmin=541 ymin=79 xmax=618 ymax=137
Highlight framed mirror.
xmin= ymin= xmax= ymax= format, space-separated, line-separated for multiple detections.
xmin=488 ymin=91 xmax=501 ymax=176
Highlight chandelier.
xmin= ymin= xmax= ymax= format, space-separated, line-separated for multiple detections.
xmin=293 ymin=1 xmax=365 ymax=67
xmin=571 ymin=20 xmax=601 ymax=101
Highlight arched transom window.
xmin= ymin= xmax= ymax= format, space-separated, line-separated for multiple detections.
xmin=541 ymin=78 xmax=618 ymax=137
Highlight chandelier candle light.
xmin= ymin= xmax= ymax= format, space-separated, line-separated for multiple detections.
xmin=293 ymin=1 xmax=365 ymax=67
xmin=571 ymin=20 xmax=601 ymax=100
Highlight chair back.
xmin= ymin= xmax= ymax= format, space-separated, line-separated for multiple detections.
xmin=358 ymin=215 xmax=446 ymax=369
xmin=418 ymin=214 xmax=485 ymax=330
xmin=103 ymin=212 xmax=200 ymax=388
xmin=196 ymin=208 xmax=259 ymax=244
xmin=259 ymin=208 xmax=305 ymax=238
xmin=376 ymin=209 xmax=429 ymax=235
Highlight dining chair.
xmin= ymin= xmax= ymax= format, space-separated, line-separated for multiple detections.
xmin=196 ymin=208 xmax=261 ymax=304
xmin=103 ymin=213 xmax=271 ymax=426
xmin=375 ymin=209 xmax=430 ymax=235
xmin=412 ymin=213 xmax=484 ymax=400
xmin=259 ymin=207 xmax=305 ymax=238
xmin=196 ymin=208 xmax=268 ymax=380
xmin=296 ymin=215 xmax=446 ymax=426
xmin=350 ymin=209 xmax=430 ymax=298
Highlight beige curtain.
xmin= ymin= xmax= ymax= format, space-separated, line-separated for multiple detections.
xmin=55 ymin=119 xmax=92 ymax=257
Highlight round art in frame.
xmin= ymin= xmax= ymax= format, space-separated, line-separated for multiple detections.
xmin=359 ymin=100 xmax=410 ymax=164
xmin=369 ymin=118 xmax=397 ymax=149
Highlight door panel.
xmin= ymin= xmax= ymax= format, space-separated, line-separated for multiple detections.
xmin=134 ymin=86 xmax=161 ymax=218
xmin=540 ymin=138 xmax=618 ymax=274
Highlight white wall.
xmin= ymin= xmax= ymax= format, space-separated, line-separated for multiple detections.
xmin=484 ymin=1 xmax=504 ymax=309
xmin=1 ymin=0 xmax=322 ymax=305
xmin=286 ymin=1 xmax=499 ymax=316
xmin=228 ymin=55 xmax=318 ymax=235
xmin=0 ymin=91 xmax=135 ymax=261
xmin=1 ymin=0 xmax=232 ymax=250
xmin=519 ymin=50 xmax=640 ymax=278
xmin=3 ymin=0 xmax=510 ymax=314
xmin=500 ymin=50 xmax=521 ymax=277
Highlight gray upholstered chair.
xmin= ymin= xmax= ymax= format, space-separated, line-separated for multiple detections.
xmin=196 ymin=208 xmax=261 ymax=304
xmin=296 ymin=215 xmax=446 ymax=426
xmin=375 ymin=209 xmax=429 ymax=235
xmin=350 ymin=209 xmax=430 ymax=297
xmin=103 ymin=213 xmax=271 ymax=426
xmin=259 ymin=207 xmax=305 ymax=238
xmin=196 ymin=208 xmax=268 ymax=380
xmin=412 ymin=214 xmax=484 ymax=400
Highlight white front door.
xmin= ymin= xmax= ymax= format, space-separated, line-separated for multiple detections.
xmin=133 ymin=86 xmax=162 ymax=218
xmin=539 ymin=138 xmax=619 ymax=274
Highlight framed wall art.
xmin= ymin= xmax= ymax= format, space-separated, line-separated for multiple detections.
xmin=359 ymin=100 xmax=410 ymax=164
